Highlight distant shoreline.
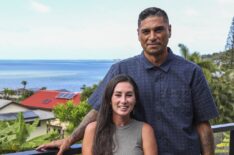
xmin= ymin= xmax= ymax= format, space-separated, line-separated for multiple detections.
xmin=0 ymin=60 xmax=114 ymax=92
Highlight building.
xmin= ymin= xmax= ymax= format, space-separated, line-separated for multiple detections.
xmin=0 ymin=90 xmax=81 ymax=138
xmin=0 ymin=99 xmax=54 ymax=139
xmin=21 ymin=90 xmax=81 ymax=110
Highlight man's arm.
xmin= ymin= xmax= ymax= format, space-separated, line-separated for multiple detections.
xmin=70 ymin=109 xmax=98 ymax=143
xmin=36 ymin=109 xmax=98 ymax=155
xmin=196 ymin=121 xmax=215 ymax=155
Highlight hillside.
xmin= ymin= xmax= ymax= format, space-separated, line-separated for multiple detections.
xmin=202 ymin=49 xmax=233 ymax=69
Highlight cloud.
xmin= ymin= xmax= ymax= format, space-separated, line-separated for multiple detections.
xmin=30 ymin=0 xmax=50 ymax=13
xmin=0 ymin=22 xmax=136 ymax=51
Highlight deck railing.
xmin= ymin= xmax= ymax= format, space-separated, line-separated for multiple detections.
xmin=6 ymin=144 xmax=82 ymax=155
xmin=6 ymin=123 xmax=234 ymax=155
xmin=212 ymin=123 xmax=234 ymax=155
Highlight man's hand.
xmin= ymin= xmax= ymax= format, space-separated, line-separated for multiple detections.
xmin=36 ymin=138 xmax=72 ymax=155
xmin=36 ymin=109 xmax=98 ymax=155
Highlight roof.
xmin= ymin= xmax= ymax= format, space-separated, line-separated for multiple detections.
xmin=21 ymin=90 xmax=80 ymax=110
xmin=0 ymin=99 xmax=13 ymax=109
xmin=0 ymin=111 xmax=38 ymax=121
xmin=56 ymin=89 xmax=70 ymax=92
xmin=0 ymin=110 xmax=54 ymax=121
xmin=33 ymin=109 xmax=54 ymax=120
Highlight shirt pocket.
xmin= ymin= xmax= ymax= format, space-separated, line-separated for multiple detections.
xmin=162 ymin=88 xmax=192 ymax=116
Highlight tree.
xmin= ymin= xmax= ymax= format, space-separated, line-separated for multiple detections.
xmin=53 ymin=101 xmax=91 ymax=133
xmin=18 ymin=90 xmax=34 ymax=101
xmin=3 ymin=88 xmax=10 ymax=99
xmin=178 ymin=43 xmax=217 ymax=82
xmin=178 ymin=43 xmax=189 ymax=60
xmin=225 ymin=17 xmax=234 ymax=68
xmin=210 ymin=70 xmax=234 ymax=124
xmin=2 ymin=88 xmax=15 ymax=99
xmin=21 ymin=80 xmax=27 ymax=90
xmin=0 ymin=112 xmax=60 ymax=154
xmin=8 ymin=89 xmax=15 ymax=97
xmin=80 ymin=84 xmax=98 ymax=101
xmin=53 ymin=84 xmax=96 ymax=133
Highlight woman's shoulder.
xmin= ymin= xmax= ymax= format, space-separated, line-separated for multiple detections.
xmin=85 ymin=121 xmax=97 ymax=133
xmin=142 ymin=122 xmax=154 ymax=132
xmin=132 ymin=120 xmax=151 ymax=127
xmin=131 ymin=120 xmax=153 ymax=132
xmin=132 ymin=120 xmax=154 ymax=132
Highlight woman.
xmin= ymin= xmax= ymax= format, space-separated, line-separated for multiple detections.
xmin=82 ymin=74 xmax=158 ymax=155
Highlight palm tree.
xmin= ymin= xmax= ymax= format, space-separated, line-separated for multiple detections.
xmin=178 ymin=43 xmax=217 ymax=82
xmin=21 ymin=80 xmax=27 ymax=90
xmin=178 ymin=43 xmax=189 ymax=60
xmin=3 ymin=88 xmax=10 ymax=99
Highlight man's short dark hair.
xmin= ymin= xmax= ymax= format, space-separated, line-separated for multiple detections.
xmin=138 ymin=7 xmax=169 ymax=27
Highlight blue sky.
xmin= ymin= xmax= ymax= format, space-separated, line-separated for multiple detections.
xmin=0 ymin=0 xmax=233 ymax=60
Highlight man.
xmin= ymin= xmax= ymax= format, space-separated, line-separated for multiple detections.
xmin=37 ymin=7 xmax=218 ymax=155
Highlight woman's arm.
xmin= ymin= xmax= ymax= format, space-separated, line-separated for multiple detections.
xmin=142 ymin=123 xmax=158 ymax=155
xmin=82 ymin=122 xmax=97 ymax=155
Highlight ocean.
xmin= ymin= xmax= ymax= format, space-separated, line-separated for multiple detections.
xmin=0 ymin=60 xmax=115 ymax=92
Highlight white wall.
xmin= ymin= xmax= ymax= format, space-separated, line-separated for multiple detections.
xmin=0 ymin=104 xmax=29 ymax=114
xmin=29 ymin=121 xmax=48 ymax=140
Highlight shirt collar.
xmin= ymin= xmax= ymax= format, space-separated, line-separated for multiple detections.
xmin=140 ymin=47 xmax=175 ymax=72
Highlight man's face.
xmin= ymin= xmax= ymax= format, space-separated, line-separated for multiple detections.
xmin=138 ymin=16 xmax=171 ymax=57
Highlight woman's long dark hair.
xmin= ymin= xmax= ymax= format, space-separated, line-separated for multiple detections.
xmin=92 ymin=74 xmax=140 ymax=155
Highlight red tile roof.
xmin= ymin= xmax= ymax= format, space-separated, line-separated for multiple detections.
xmin=21 ymin=90 xmax=80 ymax=110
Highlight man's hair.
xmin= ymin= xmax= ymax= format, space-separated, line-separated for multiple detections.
xmin=138 ymin=7 xmax=169 ymax=27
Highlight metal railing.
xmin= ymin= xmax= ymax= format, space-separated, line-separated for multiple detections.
xmin=212 ymin=123 xmax=234 ymax=155
xmin=6 ymin=123 xmax=234 ymax=155
xmin=5 ymin=144 xmax=82 ymax=155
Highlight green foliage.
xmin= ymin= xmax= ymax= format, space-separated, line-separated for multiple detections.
xmin=20 ymin=130 xmax=60 ymax=151
xmin=53 ymin=84 xmax=96 ymax=133
xmin=215 ymin=132 xmax=230 ymax=154
xmin=2 ymin=88 xmax=15 ymax=99
xmin=225 ymin=17 xmax=234 ymax=68
xmin=80 ymin=84 xmax=98 ymax=101
xmin=0 ymin=113 xmax=34 ymax=152
xmin=0 ymin=113 xmax=60 ymax=154
xmin=18 ymin=90 xmax=34 ymax=101
xmin=203 ymin=50 xmax=233 ymax=70
xmin=53 ymin=100 xmax=92 ymax=133
xmin=210 ymin=70 xmax=234 ymax=124
xmin=178 ymin=43 xmax=218 ymax=82
xmin=178 ymin=43 xmax=234 ymax=125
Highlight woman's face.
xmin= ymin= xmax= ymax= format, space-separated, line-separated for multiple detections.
xmin=111 ymin=81 xmax=136 ymax=117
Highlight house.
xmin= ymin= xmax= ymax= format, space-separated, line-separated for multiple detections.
xmin=1 ymin=90 xmax=81 ymax=138
xmin=0 ymin=99 xmax=29 ymax=114
xmin=21 ymin=90 xmax=81 ymax=110
xmin=0 ymin=99 xmax=55 ymax=139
